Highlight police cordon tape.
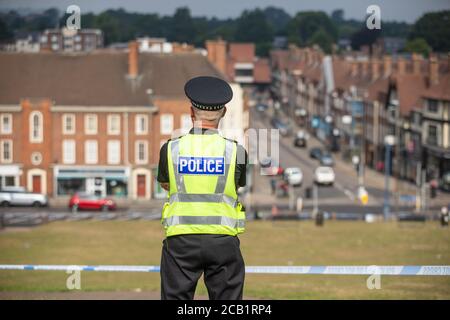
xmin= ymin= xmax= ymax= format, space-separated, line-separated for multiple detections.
xmin=0 ymin=265 xmax=449 ymax=276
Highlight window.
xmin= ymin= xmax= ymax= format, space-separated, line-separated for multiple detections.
xmin=135 ymin=141 xmax=148 ymax=164
xmin=62 ymin=140 xmax=76 ymax=164
xmin=62 ymin=114 xmax=75 ymax=135
xmin=160 ymin=114 xmax=173 ymax=135
xmin=85 ymin=114 xmax=97 ymax=134
xmin=107 ymin=140 xmax=121 ymax=164
xmin=29 ymin=111 xmax=43 ymax=143
xmin=1 ymin=140 xmax=12 ymax=163
xmin=135 ymin=115 xmax=148 ymax=135
xmin=427 ymin=124 xmax=438 ymax=146
xmin=180 ymin=114 xmax=191 ymax=134
xmin=0 ymin=114 xmax=12 ymax=134
xmin=107 ymin=115 xmax=121 ymax=135
xmin=85 ymin=140 xmax=98 ymax=164
xmin=427 ymin=99 xmax=438 ymax=113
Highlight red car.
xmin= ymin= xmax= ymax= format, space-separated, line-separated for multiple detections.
xmin=69 ymin=193 xmax=116 ymax=212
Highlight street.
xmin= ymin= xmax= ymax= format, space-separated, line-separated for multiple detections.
xmin=246 ymin=106 xmax=448 ymax=217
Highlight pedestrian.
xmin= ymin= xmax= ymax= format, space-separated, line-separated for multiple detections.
xmin=157 ymin=76 xmax=248 ymax=300
xmin=270 ymin=178 xmax=276 ymax=194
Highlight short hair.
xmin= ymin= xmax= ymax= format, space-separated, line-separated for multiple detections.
xmin=191 ymin=106 xmax=225 ymax=124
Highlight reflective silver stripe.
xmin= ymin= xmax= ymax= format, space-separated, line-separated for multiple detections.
xmin=215 ymin=139 xmax=235 ymax=193
xmin=163 ymin=215 xmax=245 ymax=229
xmin=169 ymin=193 xmax=237 ymax=208
xmin=170 ymin=139 xmax=185 ymax=193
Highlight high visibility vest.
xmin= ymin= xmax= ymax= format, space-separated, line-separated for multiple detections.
xmin=161 ymin=133 xmax=245 ymax=237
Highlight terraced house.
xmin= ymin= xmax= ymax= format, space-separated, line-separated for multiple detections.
xmin=0 ymin=41 xmax=244 ymax=201
xmin=269 ymin=45 xmax=450 ymax=184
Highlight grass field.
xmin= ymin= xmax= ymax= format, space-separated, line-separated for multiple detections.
xmin=0 ymin=220 xmax=449 ymax=299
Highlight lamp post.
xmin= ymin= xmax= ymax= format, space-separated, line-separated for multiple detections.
xmin=384 ymin=135 xmax=396 ymax=221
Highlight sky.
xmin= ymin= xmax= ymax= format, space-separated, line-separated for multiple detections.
xmin=1 ymin=0 xmax=449 ymax=23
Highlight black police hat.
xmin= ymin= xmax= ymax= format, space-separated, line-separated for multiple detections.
xmin=184 ymin=76 xmax=233 ymax=111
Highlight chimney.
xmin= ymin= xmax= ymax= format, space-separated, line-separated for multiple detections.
xmin=304 ymin=49 xmax=309 ymax=65
xmin=361 ymin=60 xmax=369 ymax=78
xmin=351 ymin=60 xmax=358 ymax=77
xmin=429 ymin=56 xmax=439 ymax=85
xmin=128 ymin=41 xmax=139 ymax=78
xmin=383 ymin=56 xmax=392 ymax=77
xmin=371 ymin=58 xmax=380 ymax=81
xmin=412 ymin=53 xmax=422 ymax=75
xmin=397 ymin=57 xmax=406 ymax=75
xmin=206 ymin=39 xmax=227 ymax=75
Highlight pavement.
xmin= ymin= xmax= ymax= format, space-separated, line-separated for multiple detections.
xmin=243 ymin=107 xmax=450 ymax=217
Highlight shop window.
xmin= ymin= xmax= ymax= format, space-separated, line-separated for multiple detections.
xmin=57 ymin=178 xmax=86 ymax=195
xmin=106 ymin=179 xmax=127 ymax=197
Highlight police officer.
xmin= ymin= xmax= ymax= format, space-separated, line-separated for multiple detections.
xmin=157 ymin=76 xmax=247 ymax=300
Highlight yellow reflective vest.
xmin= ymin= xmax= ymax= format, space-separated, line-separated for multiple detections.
xmin=161 ymin=133 xmax=245 ymax=237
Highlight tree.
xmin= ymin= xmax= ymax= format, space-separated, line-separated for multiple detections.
xmin=169 ymin=7 xmax=196 ymax=43
xmin=350 ymin=25 xmax=381 ymax=52
xmin=409 ymin=11 xmax=450 ymax=52
xmin=286 ymin=11 xmax=337 ymax=46
xmin=404 ymin=38 xmax=431 ymax=57
xmin=263 ymin=6 xmax=291 ymax=35
xmin=331 ymin=9 xmax=344 ymax=22
xmin=308 ymin=28 xmax=333 ymax=53
xmin=234 ymin=9 xmax=274 ymax=44
xmin=0 ymin=18 xmax=13 ymax=41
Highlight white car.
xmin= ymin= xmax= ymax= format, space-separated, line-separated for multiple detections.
xmin=314 ymin=166 xmax=335 ymax=186
xmin=0 ymin=186 xmax=48 ymax=207
xmin=284 ymin=167 xmax=303 ymax=187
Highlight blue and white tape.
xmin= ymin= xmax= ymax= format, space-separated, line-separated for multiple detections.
xmin=0 ymin=265 xmax=449 ymax=276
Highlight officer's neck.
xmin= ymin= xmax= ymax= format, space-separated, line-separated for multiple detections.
xmin=192 ymin=120 xmax=218 ymax=130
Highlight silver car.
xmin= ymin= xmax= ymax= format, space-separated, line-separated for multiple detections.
xmin=0 ymin=186 xmax=48 ymax=207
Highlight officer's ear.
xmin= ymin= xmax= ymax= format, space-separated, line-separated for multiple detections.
xmin=222 ymin=107 xmax=227 ymax=118
xmin=190 ymin=106 xmax=196 ymax=121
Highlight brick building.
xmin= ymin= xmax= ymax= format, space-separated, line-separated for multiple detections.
xmin=0 ymin=42 xmax=228 ymax=200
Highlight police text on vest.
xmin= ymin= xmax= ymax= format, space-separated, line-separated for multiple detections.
xmin=178 ymin=156 xmax=225 ymax=175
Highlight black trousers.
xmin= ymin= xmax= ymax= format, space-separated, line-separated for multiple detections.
xmin=160 ymin=234 xmax=245 ymax=300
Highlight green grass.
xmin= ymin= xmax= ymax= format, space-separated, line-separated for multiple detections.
xmin=0 ymin=220 xmax=449 ymax=299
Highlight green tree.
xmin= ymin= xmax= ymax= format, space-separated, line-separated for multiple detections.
xmin=169 ymin=7 xmax=196 ymax=43
xmin=308 ymin=28 xmax=333 ymax=53
xmin=404 ymin=38 xmax=431 ymax=57
xmin=409 ymin=11 xmax=450 ymax=52
xmin=286 ymin=11 xmax=337 ymax=46
xmin=263 ymin=6 xmax=291 ymax=35
xmin=234 ymin=9 xmax=274 ymax=43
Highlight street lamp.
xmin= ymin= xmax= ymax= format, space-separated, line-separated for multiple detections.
xmin=384 ymin=135 xmax=396 ymax=221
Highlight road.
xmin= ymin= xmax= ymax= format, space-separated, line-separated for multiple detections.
xmin=247 ymin=108 xmax=437 ymax=216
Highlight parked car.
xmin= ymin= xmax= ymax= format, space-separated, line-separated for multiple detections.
xmin=255 ymin=103 xmax=268 ymax=112
xmin=294 ymin=130 xmax=308 ymax=148
xmin=283 ymin=167 xmax=303 ymax=187
xmin=309 ymin=147 xmax=323 ymax=160
xmin=68 ymin=193 xmax=116 ymax=212
xmin=294 ymin=137 xmax=307 ymax=148
xmin=260 ymin=157 xmax=284 ymax=176
xmin=0 ymin=186 xmax=48 ymax=207
xmin=271 ymin=118 xmax=292 ymax=136
xmin=314 ymin=166 xmax=335 ymax=186
xmin=320 ymin=153 xmax=334 ymax=166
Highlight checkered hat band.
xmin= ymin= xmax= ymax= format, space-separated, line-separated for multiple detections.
xmin=191 ymin=100 xmax=224 ymax=110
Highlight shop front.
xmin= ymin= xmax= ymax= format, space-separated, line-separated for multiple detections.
xmin=54 ymin=166 xmax=129 ymax=197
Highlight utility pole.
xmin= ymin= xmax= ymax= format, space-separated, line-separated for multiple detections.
xmin=313 ymin=183 xmax=319 ymax=215
xmin=384 ymin=135 xmax=395 ymax=221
